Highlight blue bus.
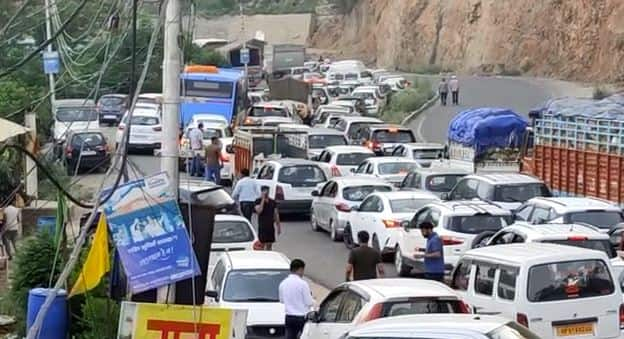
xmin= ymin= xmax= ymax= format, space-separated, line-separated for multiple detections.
xmin=180 ymin=66 xmax=245 ymax=126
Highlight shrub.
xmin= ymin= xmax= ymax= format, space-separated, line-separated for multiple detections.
xmin=593 ymin=86 xmax=611 ymax=100
xmin=380 ymin=79 xmax=434 ymax=123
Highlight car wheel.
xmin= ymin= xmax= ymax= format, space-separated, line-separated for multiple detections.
xmin=310 ymin=211 xmax=320 ymax=232
xmin=395 ymin=246 xmax=411 ymax=277
xmin=330 ymin=220 xmax=342 ymax=242
xmin=343 ymin=224 xmax=355 ymax=249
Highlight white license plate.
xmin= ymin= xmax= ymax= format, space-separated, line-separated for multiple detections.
xmin=104 ymin=115 xmax=117 ymax=119
xmin=82 ymin=151 xmax=97 ymax=156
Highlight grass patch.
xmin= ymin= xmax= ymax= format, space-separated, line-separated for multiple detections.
xmin=380 ymin=79 xmax=435 ymax=124
xmin=198 ymin=0 xmax=318 ymax=16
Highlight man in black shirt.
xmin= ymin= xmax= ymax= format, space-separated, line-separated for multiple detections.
xmin=345 ymin=231 xmax=384 ymax=281
xmin=255 ymin=186 xmax=281 ymax=250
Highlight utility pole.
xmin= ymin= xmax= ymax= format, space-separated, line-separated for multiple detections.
xmin=44 ymin=0 xmax=57 ymax=110
xmin=240 ymin=0 xmax=248 ymax=90
xmin=159 ymin=0 xmax=180 ymax=303
xmin=129 ymin=0 xmax=138 ymax=100
xmin=24 ymin=113 xmax=38 ymax=199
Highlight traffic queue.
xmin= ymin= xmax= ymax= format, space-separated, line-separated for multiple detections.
xmin=184 ymin=59 xmax=624 ymax=339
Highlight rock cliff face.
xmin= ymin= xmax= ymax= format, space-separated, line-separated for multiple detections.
xmin=310 ymin=0 xmax=624 ymax=82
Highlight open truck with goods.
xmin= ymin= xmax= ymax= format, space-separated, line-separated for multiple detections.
xmin=443 ymin=107 xmax=528 ymax=173
xmin=521 ymin=95 xmax=624 ymax=206
xmin=271 ymin=44 xmax=305 ymax=79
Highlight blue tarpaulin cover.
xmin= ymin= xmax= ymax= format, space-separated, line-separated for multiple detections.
xmin=536 ymin=94 xmax=624 ymax=121
xmin=448 ymin=108 xmax=528 ymax=156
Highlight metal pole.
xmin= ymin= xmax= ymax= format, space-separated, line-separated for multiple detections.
xmin=159 ymin=0 xmax=180 ymax=303
xmin=24 ymin=113 xmax=38 ymax=199
xmin=240 ymin=0 xmax=248 ymax=90
xmin=44 ymin=0 xmax=56 ymax=110
xmin=129 ymin=0 xmax=137 ymax=100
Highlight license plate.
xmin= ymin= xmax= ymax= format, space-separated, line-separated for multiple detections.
xmin=82 ymin=150 xmax=97 ymax=156
xmin=104 ymin=115 xmax=117 ymax=119
xmin=555 ymin=322 xmax=594 ymax=337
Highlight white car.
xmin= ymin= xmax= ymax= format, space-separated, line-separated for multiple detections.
xmin=390 ymin=142 xmax=446 ymax=167
xmin=353 ymin=157 xmax=421 ymax=186
xmin=394 ymin=200 xmax=512 ymax=276
xmin=115 ymin=106 xmax=162 ymax=153
xmin=311 ymin=177 xmax=393 ymax=241
xmin=332 ymin=116 xmax=384 ymax=143
xmin=351 ymin=87 xmax=383 ymax=115
xmin=453 ymin=243 xmax=623 ymax=339
xmin=445 ymin=173 xmax=552 ymax=211
xmin=314 ymin=145 xmax=375 ymax=176
xmin=255 ymin=159 xmax=330 ymax=214
xmin=313 ymin=110 xmax=356 ymax=129
xmin=180 ymin=122 xmax=234 ymax=183
xmin=300 ymin=278 xmax=471 ymax=339
xmin=340 ymin=314 xmax=540 ymax=339
xmin=243 ymin=101 xmax=294 ymax=126
xmin=398 ymin=166 xmax=470 ymax=198
xmin=206 ymin=251 xmax=290 ymax=337
xmin=344 ymin=191 xmax=440 ymax=255
xmin=53 ymin=99 xmax=99 ymax=143
xmin=187 ymin=113 xmax=228 ymax=128
xmin=307 ymin=128 xmax=348 ymax=159
xmin=209 ymin=215 xmax=261 ymax=273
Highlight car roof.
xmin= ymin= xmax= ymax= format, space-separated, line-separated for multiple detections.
xmin=100 ymin=93 xmax=127 ymax=98
xmin=55 ymin=99 xmax=96 ymax=107
xmin=506 ymin=223 xmax=607 ymax=239
xmin=349 ymin=278 xmax=456 ymax=299
xmin=337 ymin=116 xmax=383 ymax=123
xmin=403 ymin=142 xmax=445 ymax=149
xmin=308 ymin=128 xmax=345 ymax=136
xmin=427 ymin=200 xmax=512 ymax=216
xmin=324 ymin=145 xmax=373 ymax=153
xmin=192 ymin=114 xmax=227 ymax=121
xmin=526 ymin=197 xmax=621 ymax=212
xmin=253 ymin=101 xmax=287 ymax=109
xmin=465 ymin=242 xmax=608 ymax=265
xmin=318 ymin=105 xmax=350 ymax=112
xmin=373 ymin=190 xmax=440 ymax=201
xmin=224 ymin=250 xmax=290 ymax=270
xmin=466 ymin=173 xmax=543 ymax=185
xmin=367 ymin=124 xmax=411 ymax=131
xmin=332 ymin=177 xmax=392 ymax=186
xmin=412 ymin=166 xmax=471 ymax=175
xmin=270 ymin=158 xmax=322 ymax=166
xmin=348 ymin=314 xmax=506 ymax=337
xmin=365 ymin=157 xmax=418 ymax=164
xmin=214 ymin=214 xmax=251 ymax=223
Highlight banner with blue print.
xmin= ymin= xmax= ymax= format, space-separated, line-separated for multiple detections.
xmin=101 ymin=172 xmax=200 ymax=294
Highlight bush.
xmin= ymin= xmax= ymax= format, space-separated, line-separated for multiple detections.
xmin=76 ymin=297 xmax=120 ymax=339
xmin=403 ymin=64 xmax=454 ymax=75
xmin=593 ymin=86 xmax=611 ymax=100
xmin=380 ymin=79 xmax=434 ymax=123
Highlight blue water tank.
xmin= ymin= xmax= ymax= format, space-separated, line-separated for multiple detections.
xmin=26 ymin=288 xmax=68 ymax=339
xmin=36 ymin=216 xmax=56 ymax=235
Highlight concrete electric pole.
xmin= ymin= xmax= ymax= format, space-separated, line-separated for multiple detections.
xmin=44 ymin=0 xmax=57 ymax=111
xmin=24 ymin=113 xmax=38 ymax=199
xmin=159 ymin=0 xmax=181 ymax=303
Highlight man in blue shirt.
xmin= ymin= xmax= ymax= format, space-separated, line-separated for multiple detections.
xmin=231 ymin=168 xmax=260 ymax=222
xmin=413 ymin=221 xmax=445 ymax=282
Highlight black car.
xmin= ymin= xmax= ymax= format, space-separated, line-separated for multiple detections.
xmin=64 ymin=131 xmax=110 ymax=175
xmin=97 ymin=94 xmax=128 ymax=125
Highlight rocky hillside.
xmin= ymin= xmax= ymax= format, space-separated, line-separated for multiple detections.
xmin=310 ymin=0 xmax=624 ymax=82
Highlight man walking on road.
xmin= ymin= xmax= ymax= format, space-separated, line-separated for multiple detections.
xmin=188 ymin=122 xmax=204 ymax=177
xmin=1 ymin=199 xmax=21 ymax=260
xmin=255 ymin=186 xmax=281 ymax=250
xmin=449 ymin=75 xmax=460 ymax=105
xmin=346 ymin=231 xmax=384 ymax=281
xmin=204 ymin=137 xmax=222 ymax=184
xmin=413 ymin=221 xmax=445 ymax=282
xmin=279 ymin=259 xmax=314 ymax=339
xmin=232 ymin=168 xmax=260 ymax=222
xmin=438 ymin=78 xmax=449 ymax=106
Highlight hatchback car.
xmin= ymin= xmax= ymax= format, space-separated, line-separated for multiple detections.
xmin=312 ymin=107 xmax=353 ymax=128
xmin=353 ymin=157 xmax=421 ymax=186
xmin=313 ymin=145 xmax=375 ymax=177
xmin=356 ymin=125 xmax=417 ymax=156
xmin=300 ymin=279 xmax=470 ymax=339
xmin=311 ymin=177 xmax=393 ymax=241
xmin=332 ymin=116 xmax=384 ymax=143
xmin=209 ymin=215 xmax=261 ymax=272
xmin=96 ymin=94 xmax=127 ymax=125
xmin=344 ymin=191 xmax=440 ymax=255
xmin=64 ymin=131 xmax=110 ymax=175
xmin=243 ymin=102 xmax=294 ymax=126
xmin=399 ymin=166 xmax=470 ymax=197
xmin=390 ymin=142 xmax=446 ymax=167
xmin=307 ymin=128 xmax=348 ymax=159
xmin=115 ymin=107 xmax=162 ymax=154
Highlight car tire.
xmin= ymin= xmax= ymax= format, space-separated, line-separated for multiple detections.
xmin=343 ymin=224 xmax=355 ymax=249
xmin=310 ymin=211 xmax=321 ymax=232
xmin=330 ymin=220 xmax=342 ymax=242
xmin=395 ymin=246 xmax=411 ymax=277
xmin=471 ymin=231 xmax=497 ymax=249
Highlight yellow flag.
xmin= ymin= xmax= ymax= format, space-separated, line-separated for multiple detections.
xmin=69 ymin=214 xmax=110 ymax=297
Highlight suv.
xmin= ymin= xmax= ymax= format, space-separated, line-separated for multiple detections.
xmin=444 ymin=173 xmax=551 ymax=211
xmin=394 ymin=201 xmax=512 ymax=276
xmin=356 ymin=125 xmax=416 ymax=156
xmin=96 ymin=94 xmax=127 ymax=125
xmin=391 ymin=142 xmax=446 ymax=167
xmin=332 ymin=116 xmax=384 ymax=143
xmin=399 ymin=166 xmax=470 ymax=197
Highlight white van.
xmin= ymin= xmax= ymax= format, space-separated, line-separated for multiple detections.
xmin=53 ymin=99 xmax=99 ymax=143
xmin=451 ymin=243 xmax=623 ymax=339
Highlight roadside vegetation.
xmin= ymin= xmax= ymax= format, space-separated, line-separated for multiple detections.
xmin=198 ymin=0 xmax=318 ymax=17
xmin=380 ymin=79 xmax=435 ymax=124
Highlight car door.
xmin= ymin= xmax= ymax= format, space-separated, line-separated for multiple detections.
xmin=399 ymin=173 xmax=414 ymax=190
xmin=354 ymin=161 xmax=369 ymax=176
xmin=255 ymin=164 xmax=276 ymax=197
xmin=392 ymin=145 xmax=404 ymax=157
xmin=314 ymin=181 xmax=333 ymax=228
xmin=328 ymin=290 xmax=365 ymax=339
xmin=351 ymin=196 xmax=380 ymax=237
xmin=471 ymin=261 xmax=500 ymax=315
xmin=399 ymin=207 xmax=433 ymax=259
xmin=528 ymin=205 xmax=555 ymax=224
xmin=513 ymin=204 xmax=534 ymax=222
xmin=321 ymin=182 xmax=338 ymax=229
xmin=301 ymin=289 xmax=348 ymax=339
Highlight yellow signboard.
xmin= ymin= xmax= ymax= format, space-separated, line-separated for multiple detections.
xmin=118 ymin=302 xmax=248 ymax=339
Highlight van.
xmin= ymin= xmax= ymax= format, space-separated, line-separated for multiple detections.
xmin=53 ymin=99 xmax=99 ymax=143
xmin=451 ymin=243 xmax=623 ymax=339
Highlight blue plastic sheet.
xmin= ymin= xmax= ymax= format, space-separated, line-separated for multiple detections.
xmin=536 ymin=94 xmax=624 ymax=120
xmin=448 ymin=108 xmax=528 ymax=156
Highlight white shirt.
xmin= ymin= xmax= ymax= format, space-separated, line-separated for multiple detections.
xmin=188 ymin=128 xmax=204 ymax=150
xmin=3 ymin=205 xmax=20 ymax=232
xmin=232 ymin=177 xmax=261 ymax=203
xmin=279 ymin=274 xmax=314 ymax=316
xmin=449 ymin=78 xmax=459 ymax=91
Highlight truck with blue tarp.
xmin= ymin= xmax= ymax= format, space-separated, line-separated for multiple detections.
xmin=445 ymin=107 xmax=528 ymax=173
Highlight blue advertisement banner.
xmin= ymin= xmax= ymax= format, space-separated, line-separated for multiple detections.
xmin=102 ymin=172 xmax=200 ymax=294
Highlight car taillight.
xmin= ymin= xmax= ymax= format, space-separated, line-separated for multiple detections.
xmin=275 ymin=185 xmax=285 ymax=201
xmin=335 ymin=203 xmax=351 ymax=212
xmin=567 ymin=235 xmax=588 ymax=241
xmin=382 ymin=219 xmax=400 ymax=228
xmin=252 ymin=240 xmax=263 ymax=250
xmin=65 ymin=146 xmax=73 ymax=158
xmin=153 ymin=126 xmax=162 ymax=132
xmin=457 ymin=301 xmax=471 ymax=314
xmin=619 ymin=304 xmax=624 ymax=329
xmin=516 ymin=313 xmax=529 ymax=327
xmin=331 ymin=166 xmax=341 ymax=177
xmin=220 ymin=152 xmax=229 ymax=162
xmin=441 ymin=235 xmax=464 ymax=245
xmin=365 ymin=140 xmax=380 ymax=150
xmin=361 ymin=303 xmax=383 ymax=323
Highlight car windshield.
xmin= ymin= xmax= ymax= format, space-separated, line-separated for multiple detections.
xmin=544 ymin=239 xmax=616 ymax=259
xmin=250 ymin=107 xmax=287 ymax=117
xmin=278 ymin=165 xmax=327 ymax=187
xmin=487 ymin=322 xmax=541 ymax=339
xmin=332 ymin=74 xmax=345 ymax=81
xmin=353 ymin=92 xmax=375 ymax=100
xmin=528 ymin=260 xmax=614 ymax=302
xmin=426 ymin=174 xmax=465 ymax=192
xmin=413 ymin=149 xmax=443 ymax=159
xmin=494 ymin=183 xmax=551 ymax=203
xmin=342 ymin=185 xmax=392 ymax=201
xmin=130 ymin=116 xmax=158 ymax=125
xmin=203 ymin=128 xmax=224 ymax=139
xmin=347 ymin=122 xmax=381 ymax=136
xmin=373 ymin=130 xmax=415 ymax=143
xmin=336 ymin=152 xmax=372 ymax=166
xmin=213 ymin=220 xmax=254 ymax=243
xmin=380 ymin=298 xmax=467 ymax=318
xmin=252 ymin=138 xmax=274 ymax=156
xmin=390 ymin=199 xmax=435 ymax=213
xmin=56 ymin=108 xmax=98 ymax=122
xmin=447 ymin=214 xmax=509 ymax=234
xmin=345 ymin=73 xmax=358 ymax=80
xmin=568 ymin=211 xmax=624 ymax=229
xmin=309 ymin=134 xmax=347 ymax=149
xmin=222 ymin=269 xmax=289 ymax=302
xmin=71 ymin=133 xmax=104 ymax=146
xmin=99 ymin=96 xmax=125 ymax=105
xmin=378 ymin=162 xmax=419 ymax=175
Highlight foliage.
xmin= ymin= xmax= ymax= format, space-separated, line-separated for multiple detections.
xmin=75 ymin=297 xmax=120 ymax=339
xmin=403 ymin=64 xmax=454 ymax=75
xmin=197 ymin=0 xmax=318 ymax=16
xmin=593 ymin=85 xmax=611 ymax=100
xmin=184 ymin=42 xmax=230 ymax=67
xmin=380 ymin=79 xmax=435 ymax=123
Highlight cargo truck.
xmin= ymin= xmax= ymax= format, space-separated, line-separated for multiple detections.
xmin=271 ymin=44 xmax=305 ymax=79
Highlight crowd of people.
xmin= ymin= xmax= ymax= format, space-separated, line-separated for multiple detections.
xmin=188 ymin=122 xmax=225 ymax=184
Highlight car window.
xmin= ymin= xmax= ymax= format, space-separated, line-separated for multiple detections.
xmin=336 ymin=291 xmax=364 ymax=323
xmin=222 ymin=269 xmax=290 ymax=302
xmin=213 ymin=220 xmax=255 ymax=243
xmin=544 ymin=239 xmax=616 ymax=259
xmin=429 ymin=209 xmax=441 ymax=227
xmin=451 ymin=261 xmax=471 ymax=291
xmin=390 ymin=199 xmax=434 ymax=213
xmin=491 ymin=231 xmax=523 ymax=245
xmin=451 ymin=179 xmax=479 ymax=200
xmin=494 ymin=183 xmax=552 ymax=203
xmin=514 ymin=205 xmax=533 ymax=221
xmin=250 ymin=107 xmax=287 ymax=117
xmin=278 ymin=165 xmax=327 ymax=187
xmin=365 ymin=163 xmax=374 ymax=174
xmin=411 ymin=173 xmax=422 ymax=188
xmin=528 ymin=260 xmax=614 ymax=302
xmin=372 ymin=130 xmax=415 ymax=143
xmin=568 ymin=211 xmax=624 ymax=229
xmin=342 ymin=185 xmax=392 ymax=202
xmin=377 ymin=162 xmax=419 ymax=175
xmin=447 ymin=215 xmax=508 ymax=234
xmin=392 ymin=146 xmax=404 ymax=156
xmin=328 ymin=182 xmax=338 ymax=198
xmin=382 ymin=298 xmax=466 ymax=317
xmin=335 ymin=119 xmax=347 ymax=132
xmin=309 ymin=134 xmax=347 ymax=149
xmin=320 ymin=181 xmax=334 ymax=197
xmin=497 ymin=267 xmax=518 ymax=301
xmin=319 ymin=290 xmax=347 ymax=322
xmin=425 ymin=174 xmax=464 ymax=192
xmin=487 ymin=322 xmax=541 ymax=339
xmin=475 ymin=262 xmax=496 ymax=296
xmin=410 ymin=208 xmax=431 ymax=229
xmin=258 ymin=165 xmax=274 ymax=180
xmin=477 ymin=182 xmax=493 ymax=200
xmin=355 ymin=162 xmax=368 ymax=173
xmin=336 ymin=153 xmax=372 ymax=166
xmin=131 ymin=116 xmax=159 ymax=125
xmin=413 ymin=149 xmax=443 ymax=160
xmin=71 ymin=133 xmax=104 ymax=146
xmin=530 ymin=207 xmax=552 ymax=223
xmin=399 ymin=173 xmax=413 ymax=188
xmin=359 ymin=196 xmax=380 ymax=212
xmin=203 ymin=128 xmax=224 ymax=139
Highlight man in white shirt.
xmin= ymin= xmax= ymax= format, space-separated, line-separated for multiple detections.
xmin=231 ymin=168 xmax=260 ymax=221
xmin=449 ymin=75 xmax=460 ymax=105
xmin=279 ymin=259 xmax=314 ymax=339
xmin=188 ymin=123 xmax=205 ymax=177
xmin=1 ymin=201 xmax=21 ymax=260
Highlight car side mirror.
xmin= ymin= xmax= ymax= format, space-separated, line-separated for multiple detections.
xmin=349 ymin=168 xmax=355 ymax=173
xmin=440 ymin=192 xmax=449 ymax=200
xmin=352 ymin=205 xmax=360 ymax=212
xmin=533 ymin=217 xmax=546 ymax=225
xmin=401 ymin=220 xmax=410 ymax=229
xmin=226 ymin=145 xmax=234 ymax=153
xmin=311 ymin=190 xmax=319 ymax=197
xmin=205 ymin=290 xmax=219 ymax=301
xmin=305 ymin=311 xmax=320 ymax=323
